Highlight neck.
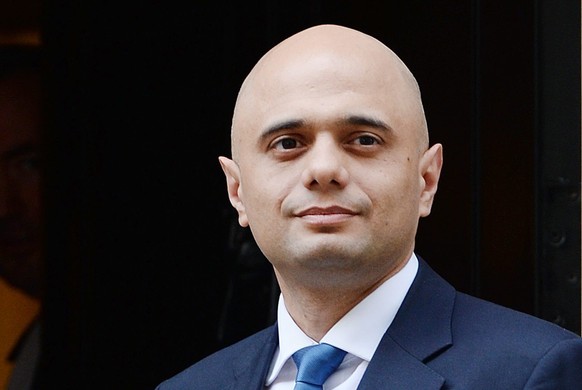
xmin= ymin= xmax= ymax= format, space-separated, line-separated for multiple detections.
xmin=276 ymin=270 xmax=396 ymax=341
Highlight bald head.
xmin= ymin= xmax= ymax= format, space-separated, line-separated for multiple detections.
xmin=219 ymin=24 xmax=443 ymax=300
xmin=231 ymin=24 xmax=428 ymax=161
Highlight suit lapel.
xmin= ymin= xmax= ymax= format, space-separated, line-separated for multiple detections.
xmin=226 ymin=258 xmax=456 ymax=390
xmin=231 ymin=325 xmax=279 ymax=390
xmin=357 ymin=335 xmax=445 ymax=389
xmin=358 ymin=257 xmax=455 ymax=389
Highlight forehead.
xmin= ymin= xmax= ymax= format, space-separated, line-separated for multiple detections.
xmin=229 ymin=26 xmax=428 ymax=160
xmin=261 ymin=52 xmax=398 ymax=100
xmin=246 ymin=30 xmax=407 ymax=99
xmin=233 ymin=47 xmax=417 ymax=145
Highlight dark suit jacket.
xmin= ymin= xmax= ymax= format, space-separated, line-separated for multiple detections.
xmin=156 ymin=258 xmax=582 ymax=389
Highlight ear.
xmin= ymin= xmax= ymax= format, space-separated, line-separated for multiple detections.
xmin=218 ymin=156 xmax=249 ymax=227
xmin=418 ymin=143 xmax=443 ymax=217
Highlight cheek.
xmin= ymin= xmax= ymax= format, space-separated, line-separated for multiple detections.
xmin=366 ymin=170 xmax=420 ymax=217
xmin=241 ymin=182 xmax=286 ymax=257
xmin=243 ymin=165 xmax=297 ymax=208
xmin=240 ymin=175 xmax=280 ymax=223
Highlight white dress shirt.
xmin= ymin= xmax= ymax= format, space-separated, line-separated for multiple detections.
xmin=265 ymin=253 xmax=419 ymax=389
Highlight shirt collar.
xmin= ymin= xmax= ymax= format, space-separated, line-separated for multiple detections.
xmin=266 ymin=253 xmax=419 ymax=384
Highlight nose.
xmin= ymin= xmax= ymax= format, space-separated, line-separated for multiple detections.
xmin=301 ymin=135 xmax=349 ymax=190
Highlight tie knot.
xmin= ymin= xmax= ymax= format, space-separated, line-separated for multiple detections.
xmin=292 ymin=343 xmax=347 ymax=389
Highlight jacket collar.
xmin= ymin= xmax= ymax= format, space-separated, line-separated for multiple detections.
xmin=358 ymin=257 xmax=455 ymax=389
xmin=229 ymin=257 xmax=455 ymax=390
xmin=231 ymin=325 xmax=279 ymax=390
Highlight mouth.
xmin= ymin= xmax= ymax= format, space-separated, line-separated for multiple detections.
xmin=295 ymin=206 xmax=357 ymax=225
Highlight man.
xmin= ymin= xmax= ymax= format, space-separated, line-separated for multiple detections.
xmin=157 ymin=24 xmax=582 ymax=389
xmin=0 ymin=60 xmax=43 ymax=390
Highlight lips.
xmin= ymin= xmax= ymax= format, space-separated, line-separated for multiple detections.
xmin=296 ymin=205 xmax=356 ymax=217
xmin=293 ymin=206 xmax=358 ymax=226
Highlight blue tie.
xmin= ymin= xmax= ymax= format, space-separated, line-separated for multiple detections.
xmin=292 ymin=343 xmax=347 ymax=390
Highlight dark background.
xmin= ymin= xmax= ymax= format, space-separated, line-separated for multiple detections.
xmin=1 ymin=1 xmax=579 ymax=388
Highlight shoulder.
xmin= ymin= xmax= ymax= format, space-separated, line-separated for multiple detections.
xmin=155 ymin=325 xmax=277 ymax=390
xmin=449 ymin=292 xmax=582 ymax=387
xmin=411 ymin=257 xmax=582 ymax=387
xmin=415 ymin=256 xmax=580 ymax=347
xmin=453 ymin=291 xmax=579 ymax=347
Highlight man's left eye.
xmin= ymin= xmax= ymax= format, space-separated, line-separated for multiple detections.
xmin=274 ymin=138 xmax=298 ymax=150
xmin=355 ymin=135 xmax=378 ymax=145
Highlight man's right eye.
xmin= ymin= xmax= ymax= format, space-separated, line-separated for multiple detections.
xmin=273 ymin=137 xmax=299 ymax=150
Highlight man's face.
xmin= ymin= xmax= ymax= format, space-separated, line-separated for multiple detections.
xmin=0 ymin=72 xmax=42 ymax=298
xmin=222 ymin=30 xmax=441 ymax=290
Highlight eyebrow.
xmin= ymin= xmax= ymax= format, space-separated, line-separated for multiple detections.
xmin=260 ymin=114 xmax=392 ymax=142
xmin=259 ymin=119 xmax=306 ymax=143
xmin=343 ymin=114 xmax=393 ymax=133
xmin=263 ymin=119 xmax=305 ymax=134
